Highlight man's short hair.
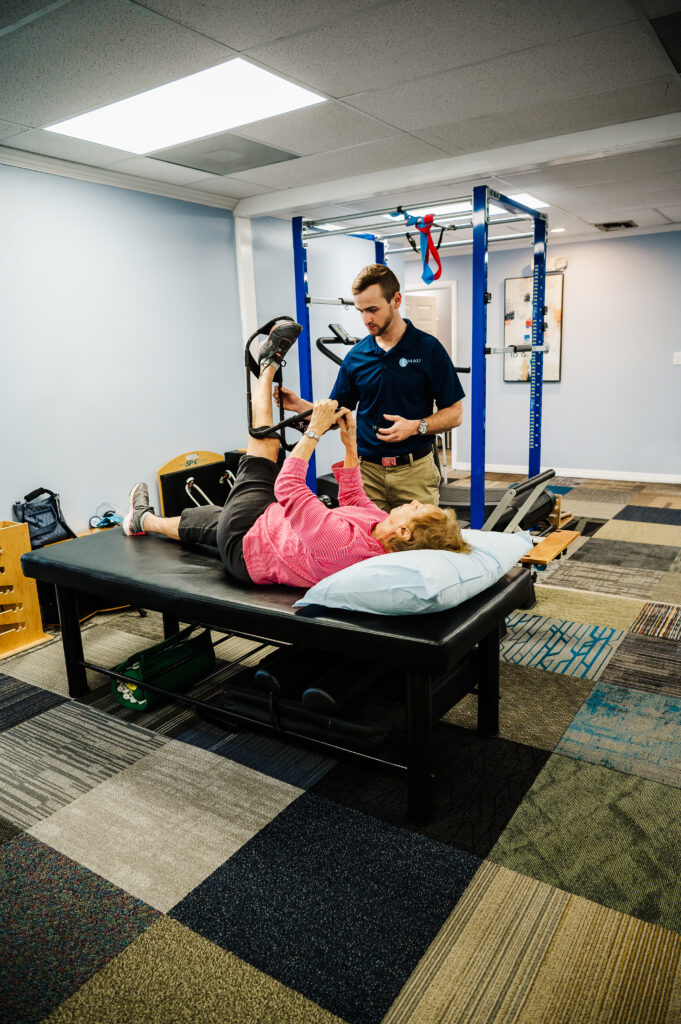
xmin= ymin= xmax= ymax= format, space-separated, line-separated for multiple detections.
xmin=352 ymin=264 xmax=401 ymax=302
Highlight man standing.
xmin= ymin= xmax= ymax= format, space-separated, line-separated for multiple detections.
xmin=278 ymin=264 xmax=464 ymax=512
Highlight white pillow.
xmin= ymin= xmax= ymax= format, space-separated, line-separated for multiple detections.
xmin=294 ymin=529 xmax=533 ymax=616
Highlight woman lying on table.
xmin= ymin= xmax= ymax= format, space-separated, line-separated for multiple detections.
xmin=123 ymin=320 xmax=470 ymax=587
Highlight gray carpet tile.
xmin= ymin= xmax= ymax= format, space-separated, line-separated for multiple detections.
xmin=0 ymin=673 xmax=65 ymax=733
xmin=600 ymin=634 xmax=681 ymax=698
xmin=0 ymin=701 xmax=167 ymax=828
xmin=568 ymin=537 xmax=678 ymax=571
xmin=544 ymin=561 xmax=663 ymax=600
xmin=566 ymin=485 xmax=641 ymax=504
xmin=615 ymin=505 xmax=681 ymax=526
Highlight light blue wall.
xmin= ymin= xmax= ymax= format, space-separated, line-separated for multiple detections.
xmin=2 ymin=164 xmax=242 ymax=530
xmin=405 ymin=229 xmax=681 ymax=478
xmin=251 ymin=217 xmax=405 ymax=475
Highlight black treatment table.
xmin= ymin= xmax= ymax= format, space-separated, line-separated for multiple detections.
xmin=22 ymin=529 xmax=533 ymax=822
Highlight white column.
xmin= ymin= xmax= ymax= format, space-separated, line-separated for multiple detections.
xmin=234 ymin=215 xmax=258 ymax=340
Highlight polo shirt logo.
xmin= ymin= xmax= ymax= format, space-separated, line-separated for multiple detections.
xmin=399 ymin=357 xmax=421 ymax=367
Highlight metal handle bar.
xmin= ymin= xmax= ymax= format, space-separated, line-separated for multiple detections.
xmin=510 ymin=469 xmax=555 ymax=497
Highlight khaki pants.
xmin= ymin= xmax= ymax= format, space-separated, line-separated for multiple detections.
xmin=359 ymin=453 xmax=441 ymax=512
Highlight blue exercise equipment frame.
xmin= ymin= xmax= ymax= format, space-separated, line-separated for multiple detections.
xmin=470 ymin=186 xmax=547 ymax=527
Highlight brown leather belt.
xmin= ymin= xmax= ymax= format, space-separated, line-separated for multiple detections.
xmin=360 ymin=444 xmax=433 ymax=468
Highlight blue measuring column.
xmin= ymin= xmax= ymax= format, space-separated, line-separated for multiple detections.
xmin=529 ymin=216 xmax=547 ymax=478
xmin=470 ymin=186 xmax=489 ymax=529
xmin=292 ymin=216 xmax=316 ymax=491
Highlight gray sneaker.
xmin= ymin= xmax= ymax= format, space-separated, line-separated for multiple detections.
xmin=122 ymin=482 xmax=154 ymax=536
xmin=257 ymin=319 xmax=302 ymax=371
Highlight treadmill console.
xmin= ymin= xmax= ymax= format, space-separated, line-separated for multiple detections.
xmin=329 ymin=323 xmax=356 ymax=343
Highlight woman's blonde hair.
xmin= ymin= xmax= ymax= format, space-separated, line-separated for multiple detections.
xmin=385 ymin=507 xmax=472 ymax=554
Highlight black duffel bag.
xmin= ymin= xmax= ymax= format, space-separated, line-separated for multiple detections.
xmin=12 ymin=487 xmax=76 ymax=548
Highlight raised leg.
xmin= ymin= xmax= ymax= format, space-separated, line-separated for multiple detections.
xmin=477 ymin=625 xmax=500 ymax=736
xmin=406 ymin=671 xmax=434 ymax=823
xmin=55 ymin=586 xmax=88 ymax=697
xmin=247 ymin=363 xmax=281 ymax=462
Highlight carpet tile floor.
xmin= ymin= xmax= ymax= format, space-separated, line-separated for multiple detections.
xmin=1 ymin=474 xmax=680 ymax=1022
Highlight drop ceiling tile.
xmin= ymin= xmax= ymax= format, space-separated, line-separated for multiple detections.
xmin=190 ymin=177 xmax=273 ymax=199
xmin=343 ymin=22 xmax=672 ymax=131
xmin=106 ymin=156 xmax=216 ymax=186
xmin=502 ymin=143 xmax=681 ymax=191
xmin=0 ymin=1 xmax=59 ymax=32
xmin=228 ymin=134 xmax=449 ymax=188
xmin=0 ymin=0 xmax=233 ymax=126
xmin=572 ymin=208 xmax=673 ymax=227
xmin=244 ymin=0 xmax=636 ymax=97
xmin=2 ymin=128 xmax=134 ymax=166
xmin=140 ymin=0 xmax=381 ymax=50
xmin=656 ymin=203 xmax=681 ymax=220
xmin=233 ymin=103 xmax=398 ymax=156
xmin=0 ymin=120 xmax=28 ymax=142
xmin=419 ymin=78 xmax=681 ymax=155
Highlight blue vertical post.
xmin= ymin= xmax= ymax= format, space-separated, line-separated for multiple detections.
xmin=374 ymin=238 xmax=385 ymax=264
xmin=470 ymin=186 xmax=489 ymax=528
xmin=529 ymin=216 xmax=547 ymax=478
xmin=292 ymin=216 xmax=316 ymax=490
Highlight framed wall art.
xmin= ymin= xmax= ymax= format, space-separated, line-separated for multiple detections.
xmin=503 ymin=273 xmax=564 ymax=382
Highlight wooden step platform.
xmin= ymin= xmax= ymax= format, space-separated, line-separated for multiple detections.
xmin=520 ymin=530 xmax=580 ymax=567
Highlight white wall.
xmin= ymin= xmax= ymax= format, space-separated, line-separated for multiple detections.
xmin=2 ymin=164 xmax=242 ymax=531
xmin=405 ymin=229 xmax=681 ymax=480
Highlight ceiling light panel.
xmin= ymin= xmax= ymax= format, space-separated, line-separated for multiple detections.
xmin=45 ymin=59 xmax=326 ymax=154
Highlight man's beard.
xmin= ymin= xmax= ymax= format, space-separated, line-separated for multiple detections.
xmin=375 ymin=308 xmax=394 ymax=336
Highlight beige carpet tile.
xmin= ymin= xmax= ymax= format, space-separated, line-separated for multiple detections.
xmin=653 ymin=574 xmax=681 ymax=605
xmin=562 ymin=499 xmax=625 ymax=520
xmin=383 ymin=861 xmax=681 ymax=1024
xmin=544 ymin=561 xmax=663 ymax=600
xmin=631 ymin=493 xmax=681 ymax=510
xmin=0 ymin=702 xmax=166 ymax=828
xmin=670 ymin=552 xmax=681 ymax=575
xmin=443 ymin=662 xmax=593 ymax=752
xmin=43 ymin=916 xmax=347 ymax=1024
xmin=594 ymin=520 xmax=681 ymax=548
xmin=532 ymin=587 xmax=645 ymax=631
xmin=30 ymin=740 xmax=302 ymax=912
xmin=636 ymin=484 xmax=681 ymax=496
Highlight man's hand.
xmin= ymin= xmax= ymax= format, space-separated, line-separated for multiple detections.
xmin=308 ymin=399 xmax=339 ymax=437
xmin=337 ymin=408 xmax=357 ymax=450
xmin=273 ymin=384 xmax=311 ymax=414
xmin=377 ymin=414 xmax=419 ymax=443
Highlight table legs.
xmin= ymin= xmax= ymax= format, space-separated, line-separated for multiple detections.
xmin=477 ymin=625 xmax=500 ymax=736
xmin=55 ymin=586 xmax=88 ymax=697
xmin=406 ymin=671 xmax=434 ymax=823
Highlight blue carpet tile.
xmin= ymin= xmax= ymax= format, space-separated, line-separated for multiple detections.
xmin=502 ymin=613 xmax=623 ymax=679
xmin=614 ymin=505 xmax=681 ymax=526
xmin=176 ymin=720 xmax=335 ymax=789
xmin=0 ymin=835 xmax=158 ymax=1024
xmin=556 ymin=682 xmax=681 ymax=787
xmin=547 ymin=485 xmax=575 ymax=495
xmin=172 ymin=792 xmax=479 ymax=1024
xmin=0 ymin=674 xmax=65 ymax=734
xmin=310 ymin=722 xmax=550 ymax=858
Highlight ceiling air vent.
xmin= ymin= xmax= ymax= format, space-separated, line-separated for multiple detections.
xmin=593 ymin=220 xmax=638 ymax=232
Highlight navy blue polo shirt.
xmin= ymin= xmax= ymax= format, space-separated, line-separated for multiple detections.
xmin=329 ymin=319 xmax=465 ymax=458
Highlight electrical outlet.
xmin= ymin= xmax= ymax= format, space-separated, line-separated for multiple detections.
xmin=674 ymin=352 xmax=681 ymax=365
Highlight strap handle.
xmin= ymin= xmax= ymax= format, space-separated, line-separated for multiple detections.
xmin=23 ymin=486 xmax=58 ymax=502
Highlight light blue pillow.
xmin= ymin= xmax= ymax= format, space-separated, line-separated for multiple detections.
xmin=294 ymin=529 xmax=533 ymax=616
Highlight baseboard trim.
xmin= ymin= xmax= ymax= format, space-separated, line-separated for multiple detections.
xmin=453 ymin=462 xmax=681 ymax=485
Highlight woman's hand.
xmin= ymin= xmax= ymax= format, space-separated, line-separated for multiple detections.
xmin=308 ymin=398 xmax=339 ymax=436
xmin=337 ymin=408 xmax=357 ymax=450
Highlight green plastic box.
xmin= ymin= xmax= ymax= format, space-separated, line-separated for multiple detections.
xmin=111 ymin=624 xmax=215 ymax=711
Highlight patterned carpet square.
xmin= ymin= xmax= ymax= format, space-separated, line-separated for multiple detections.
xmin=382 ymin=861 xmax=681 ymax=1024
xmin=544 ymin=561 xmax=663 ymax=600
xmin=0 ymin=813 xmax=22 ymax=847
xmin=0 ymin=835 xmax=158 ymax=1024
xmin=671 ymin=552 xmax=681 ymax=574
xmin=533 ymin=587 xmax=645 ymax=631
xmin=594 ymin=520 xmax=681 ymax=548
xmin=633 ymin=493 xmax=681 ymax=510
xmin=631 ymin=602 xmax=681 ymax=640
xmin=0 ymin=672 xmax=65 ymax=733
xmin=0 ymin=701 xmax=166 ymax=828
xmin=501 ymin=613 xmax=624 ymax=679
xmin=42 ymin=917 xmax=347 ymax=1024
xmin=443 ymin=662 xmax=594 ymax=751
xmin=567 ymin=537 xmax=678 ymax=571
xmin=489 ymin=755 xmax=681 ymax=934
xmin=653 ymin=572 xmax=681 ymax=605
xmin=172 ymin=792 xmax=480 ymax=1024
xmin=600 ymin=633 xmax=681 ymax=698
xmin=556 ymin=682 xmax=681 ymax=787
xmin=615 ymin=505 xmax=681 ymax=526
xmin=563 ymin=499 xmax=625 ymax=520
xmin=30 ymin=740 xmax=302 ymax=913
xmin=176 ymin=720 xmax=335 ymax=789
xmin=310 ymin=723 xmax=550 ymax=858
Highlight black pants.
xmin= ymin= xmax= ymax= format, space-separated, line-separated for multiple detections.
xmin=178 ymin=456 xmax=278 ymax=582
